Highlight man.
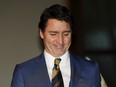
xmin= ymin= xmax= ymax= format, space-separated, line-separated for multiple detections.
xmin=11 ymin=4 xmax=101 ymax=87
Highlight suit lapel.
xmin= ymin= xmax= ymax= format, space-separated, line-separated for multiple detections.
xmin=31 ymin=53 xmax=52 ymax=87
xmin=69 ymin=54 xmax=93 ymax=87
xmin=69 ymin=54 xmax=82 ymax=87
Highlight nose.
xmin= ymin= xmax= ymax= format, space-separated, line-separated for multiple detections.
xmin=57 ymin=34 xmax=63 ymax=44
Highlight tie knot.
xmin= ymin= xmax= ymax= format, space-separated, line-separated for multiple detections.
xmin=55 ymin=58 xmax=61 ymax=65
xmin=54 ymin=58 xmax=61 ymax=70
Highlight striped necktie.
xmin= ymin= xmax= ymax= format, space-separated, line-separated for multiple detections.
xmin=52 ymin=58 xmax=64 ymax=87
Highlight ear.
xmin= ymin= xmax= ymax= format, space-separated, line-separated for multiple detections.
xmin=39 ymin=29 xmax=44 ymax=39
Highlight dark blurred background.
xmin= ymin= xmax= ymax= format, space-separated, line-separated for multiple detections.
xmin=69 ymin=0 xmax=116 ymax=87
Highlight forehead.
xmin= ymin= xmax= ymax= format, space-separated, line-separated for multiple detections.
xmin=45 ymin=19 xmax=71 ymax=32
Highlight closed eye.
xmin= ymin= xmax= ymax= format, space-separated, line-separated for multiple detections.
xmin=50 ymin=32 xmax=57 ymax=36
xmin=64 ymin=33 xmax=69 ymax=36
xmin=63 ymin=32 xmax=71 ymax=36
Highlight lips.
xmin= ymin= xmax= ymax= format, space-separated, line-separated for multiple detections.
xmin=54 ymin=44 xmax=64 ymax=49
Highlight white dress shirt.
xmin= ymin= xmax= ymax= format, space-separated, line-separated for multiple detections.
xmin=44 ymin=50 xmax=71 ymax=87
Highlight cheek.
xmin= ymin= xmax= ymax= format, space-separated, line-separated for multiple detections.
xmin=45 ymin=37 xmax=54 ymax=45
xmin=65 ymin=37 xmax=71 ymax=44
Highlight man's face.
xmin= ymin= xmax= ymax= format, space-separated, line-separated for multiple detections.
xmin=40 ymin=19 xmax=72 ymax=57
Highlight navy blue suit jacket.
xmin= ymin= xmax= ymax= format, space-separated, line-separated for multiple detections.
xmin=11 ymin=53 xmax=101 ymax=87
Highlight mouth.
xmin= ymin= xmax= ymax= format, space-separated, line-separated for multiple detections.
xmin=54 ymin=44 xmax=64 ymax=49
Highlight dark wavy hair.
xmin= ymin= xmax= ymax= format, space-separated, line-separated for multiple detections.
xmin=38 ymin=4 xmax=74 ymax=32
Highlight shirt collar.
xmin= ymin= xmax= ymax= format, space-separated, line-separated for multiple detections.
xmin=44 ymin=50 xmax=70 ymax=68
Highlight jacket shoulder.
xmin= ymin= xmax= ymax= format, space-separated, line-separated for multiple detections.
xmin=14 ymin=53 xmax=44 ymax=73
xmin=70 ymin=53 xmax=99 ymax=68
xmin=19 ymin=53 xmax=43 ymax=66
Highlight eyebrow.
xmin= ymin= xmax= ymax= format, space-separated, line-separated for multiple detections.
xmin=63 ymin=30 xmax=72 ymax=33
xmin=49 ymin=31 xmax=58 ymax=33
xmin=49 ymin=30 xmax=72 ymax=33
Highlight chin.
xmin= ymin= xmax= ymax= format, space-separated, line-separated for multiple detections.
xmin=54 ymin=53 xmax=65 ymax=57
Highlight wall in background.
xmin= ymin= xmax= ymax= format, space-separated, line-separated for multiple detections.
xmin=0 ymin=0 xmax=68 ymax=87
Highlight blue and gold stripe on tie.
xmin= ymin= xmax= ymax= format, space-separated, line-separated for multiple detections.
xmin=52 ymin=58 xmax=64 ymax=87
